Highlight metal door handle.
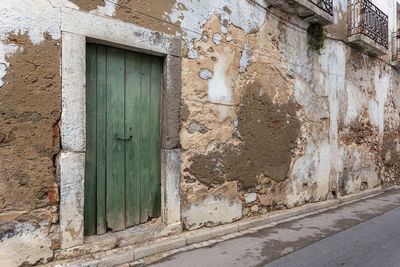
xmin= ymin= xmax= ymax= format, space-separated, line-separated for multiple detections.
xmin=115 ymin=134 xmax=133 ymax=141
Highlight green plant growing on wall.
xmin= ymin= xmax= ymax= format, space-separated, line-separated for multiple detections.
xmin=307 ymin=23 xmax=327 ymax=52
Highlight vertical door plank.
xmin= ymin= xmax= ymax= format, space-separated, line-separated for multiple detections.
xmin=84 ymin=44 xmax=97 ymax=236
xmin=96 ymin=45 xmax=107 ymax=234
xmin=106 ymin=47 xmax=126 ymax=231
xmin=139 ymin=55 xmax=152 ymax=223
xmin=125 ymin=51 xmax=142 ymax=227
xmin=149 ymin=57 xmax=162 ymax=218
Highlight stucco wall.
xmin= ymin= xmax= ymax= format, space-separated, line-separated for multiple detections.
xmin=0 ymin=1 xmax=62 ymax=266
xmin=0 ymin=0 xmax=399 ymax=265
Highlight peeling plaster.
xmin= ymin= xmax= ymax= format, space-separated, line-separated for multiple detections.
xmin=200 ymin=69 xmax=213 ymax=80
xmin=207 ymin=46 xmax=235 ymax=104
xmin=374 ymin=70 xmax=390 ymax=136
xmin=0 ymin=222 xmax=52 ymax=266
xmin=168 ymin=0 xmax=265 ymax=58
xmin=0 ymin=41 xmax=17 ymax=87
xmin=0 ymin=0 xmax=61 ymax=43
xmin=0 ymin=0 xmax=61 ymax=87
xmin=91 ymin=0 xmax=117 ymax=16
xmin=212 ymin=33 xmax=222 ymax=45
xmin=239 ymin=40 xmax=250 ymax=73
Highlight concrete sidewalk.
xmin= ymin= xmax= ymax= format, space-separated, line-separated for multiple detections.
xmin=148 ymin=189 xmax=400 ymax=267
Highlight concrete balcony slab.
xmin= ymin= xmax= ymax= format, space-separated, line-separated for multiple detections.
xmin=391 ymin=56 xmax=400 ymax=69
xmin=267 ymin=0 xmax=333 ymax=25
xmin=348 ymin=34 xmax=389 ymax=57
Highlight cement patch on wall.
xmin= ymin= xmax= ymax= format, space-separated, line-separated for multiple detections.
xmin=189 ymin=82 xmax=300 ymax=189
xmin=0 ymin=222 xmax=53 ymax=266
xmin=182 ymin=182 xmax=242 ymax=230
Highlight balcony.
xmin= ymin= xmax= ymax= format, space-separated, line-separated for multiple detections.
xmin=267 ymin=0 xmax=333 ymax=25
xmin=347 ymin=0 xmax=388 ymax=57
xmin=392 ymin=30 xmax=400 ymax=68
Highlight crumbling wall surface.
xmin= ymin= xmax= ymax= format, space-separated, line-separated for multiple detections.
xmin=380 ymin=73 xmax=400 ymax=187
xmin=170 ymin=4 xmax=305 ymax=228
xmin=169 ymin=0 xmax=399 ymax=230
xmin=289 ymin=39 xmax=392 ymax=206
xmin=0 ymin=1 xmax=62 ymax=266
xmin=173 ymin=4 xmax=336 ymax=228
xmin=336 ymin=50 xmax=390 ymax=195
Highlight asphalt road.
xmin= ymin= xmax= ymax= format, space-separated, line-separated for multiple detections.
xmin=266 ymin=205 xmax=400 ymax=267
xmin=149 ymin=189 xmax=400 ymax=267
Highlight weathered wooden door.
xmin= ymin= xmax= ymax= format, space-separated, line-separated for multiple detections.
xmin=84 ymin=43 xmax=162 ymax=236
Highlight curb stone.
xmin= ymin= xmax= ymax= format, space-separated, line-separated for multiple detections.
xmin=132 ymin=237 xmax=186 ymax=260
xmin=210 ymin=224 xmax=238 ymax=238
xmin=186 ymin=230 xmax=213 ymax=245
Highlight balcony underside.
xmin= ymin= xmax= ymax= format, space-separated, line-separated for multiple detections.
xmin=392 ymin=56 xmax=400 ymax=69
xmin=348 ymin=34 xmax=388 ymax=57
xmin=267 ymin=0 xmax=333 ymax=25
xmin=392 ymin=62 xmax=400 ymax=69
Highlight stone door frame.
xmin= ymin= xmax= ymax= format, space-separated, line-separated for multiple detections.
xmin=58 ymin=7 xmax=182 ymax=249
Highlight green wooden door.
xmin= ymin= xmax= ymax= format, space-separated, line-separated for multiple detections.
xmin=84 ymin=43 xmax=162 ymax=235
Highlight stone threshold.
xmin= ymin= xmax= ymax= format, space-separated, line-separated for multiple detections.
xmin=45 ymin=186 xmax=395 ymax=267
xmin=54 ymin=220 xmax=183 ymax=260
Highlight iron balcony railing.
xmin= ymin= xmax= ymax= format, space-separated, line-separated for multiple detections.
xmin=309 ymin=0 xmax=333 ymax=16
xmin=348 ymin=0 xmax=388 ymax=49
xmin=392 ymin=30 xmax=400 ymax=61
